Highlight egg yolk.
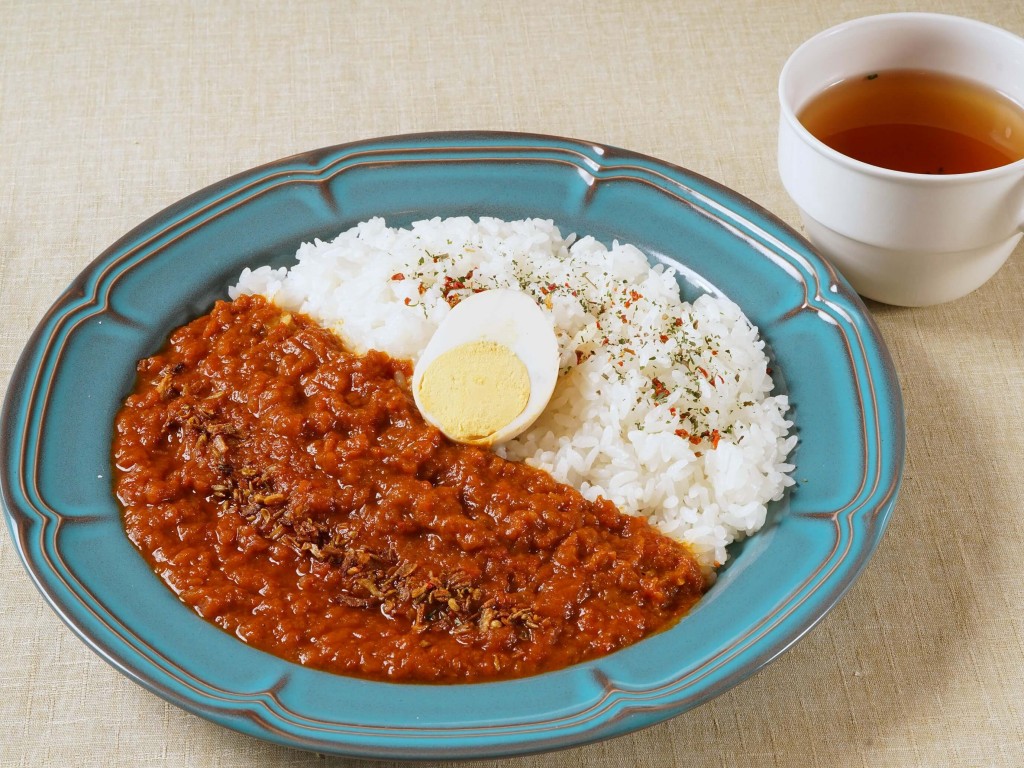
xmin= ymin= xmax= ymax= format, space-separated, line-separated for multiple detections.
xmin=416 ymin=340 xmax=530 ymax=442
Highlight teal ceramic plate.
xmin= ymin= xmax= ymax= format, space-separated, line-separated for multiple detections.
xmin=1 ymin=132 xmax=904 ymax=759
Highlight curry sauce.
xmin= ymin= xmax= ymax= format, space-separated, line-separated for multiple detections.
xmin=114 ymin=295 xmax=706 ymax=682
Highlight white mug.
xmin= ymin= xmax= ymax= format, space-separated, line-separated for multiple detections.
xmin=778 ymin=13 xmax=1024 ymax=306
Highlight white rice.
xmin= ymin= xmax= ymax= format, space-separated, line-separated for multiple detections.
xmin=230 ymin=217 xmax=796 ymax=571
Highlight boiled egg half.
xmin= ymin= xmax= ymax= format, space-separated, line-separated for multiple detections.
xmin=412 ymin=289 xmax=559 ymax=446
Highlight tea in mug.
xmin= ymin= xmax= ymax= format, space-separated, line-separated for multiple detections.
xmin=798 ymin=69 xmax=1024 ymax=174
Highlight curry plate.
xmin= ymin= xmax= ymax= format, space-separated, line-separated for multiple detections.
xmin=0 ymin=132 xmax=904 ymax=759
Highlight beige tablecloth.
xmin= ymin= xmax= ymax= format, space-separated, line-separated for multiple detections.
xmin=2 ymin=1 xmax=1023 ymax=766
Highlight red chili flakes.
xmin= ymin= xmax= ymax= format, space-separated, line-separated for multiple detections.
xmin=651 ymin=377 xmax=670 ymax=402
xmin=391 ymin=273 xmax=406 ymax=281
xmin=403 ymin=297 xmax=412 ymax=306
xmin=659 ymin=334 xmax=669 ymax=342
xmin=442 ymin=276 xmax=464 ymax=293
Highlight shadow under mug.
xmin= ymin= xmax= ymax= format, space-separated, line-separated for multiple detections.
xmin=778 ymin=12 xmax=1024 ymax=307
